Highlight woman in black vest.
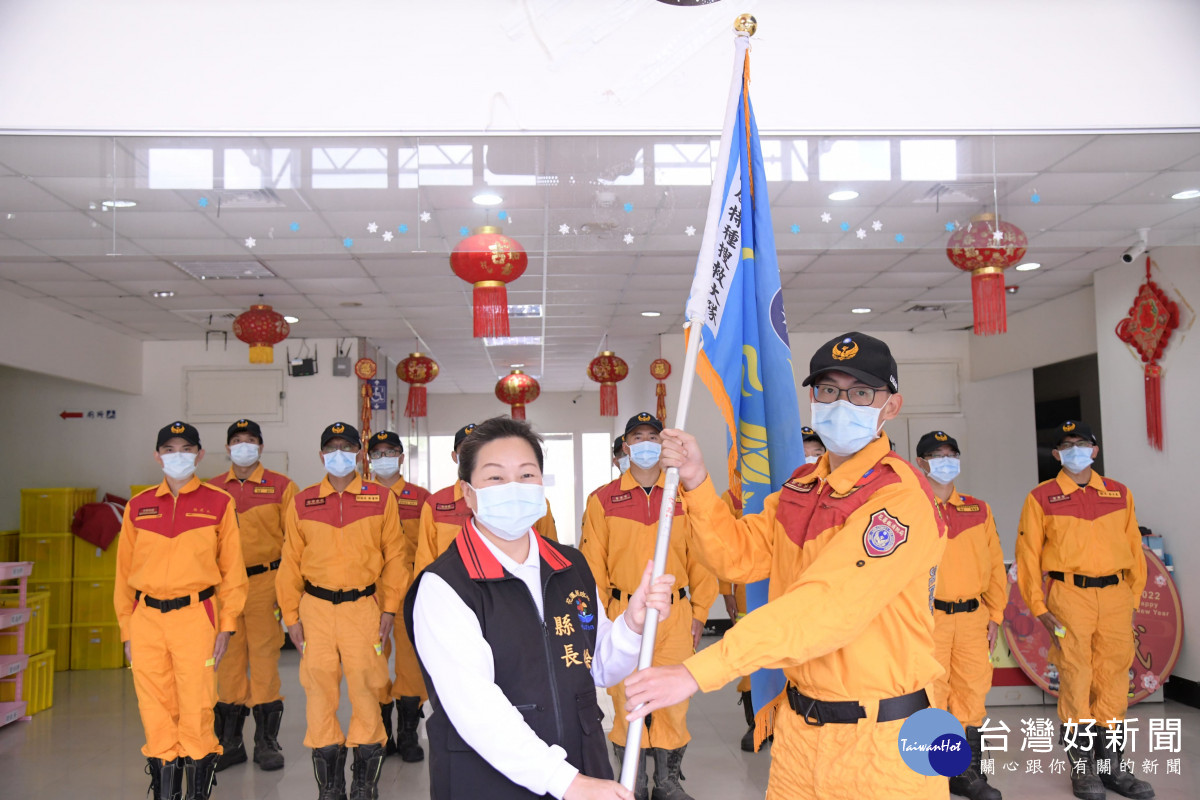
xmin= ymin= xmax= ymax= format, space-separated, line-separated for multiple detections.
xmin=405 ymin=416 xmax=676 ymax=800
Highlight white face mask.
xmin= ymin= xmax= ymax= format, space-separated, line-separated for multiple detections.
xmin=925 ymin=456 xmax=961 ymax=485
xmin=1058 ymin=445 xmax=1094 ymax=473
xmin=323 ymin=450 xmax=358 ymax=478
xmin=805 ymin=455 xmax=820 ymax=465
xmin=161 ymin=452 xmax=197 ymax=480
xmin=628 ymin=441 xmax=662 ymax=470
xmin=470 ymin=481 xmax=546 ymax=541
xmin=617 ymin=455 xmax=630 ymax=473
xmin=809 ymin=400 xmax=884 ymax=457
xmin=371 ymin=456 xmax=400 ymax=477
xmin=229 ymin=442 xmax=261 ymax=468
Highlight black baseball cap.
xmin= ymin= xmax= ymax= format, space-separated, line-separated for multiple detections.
xmin=320 ymin=421 xmax=361 ymax=448
xmin=801 ymin=332 xmax=899 ymax=394
xmin=368 ymin=430 xmax=403 ymax=453
xmin=157 ymin=421 xmax=201 ymax=449
xmin=1055 ymin=420 xmax=1097 ymax=447
xmin=916 ymin=430 xmax=960 ymax=458
xmin=612 ymin=435 xmax=625 ymax=458
xmin=624 ymin=411 xmax=664 ymax=437
xmin=801 ymin=426 xmax=823 ymax=444
xmin=454 ymin=423 xmax=477 ymax=451
xmin=227 ymin=418 xmax=263 ymax=444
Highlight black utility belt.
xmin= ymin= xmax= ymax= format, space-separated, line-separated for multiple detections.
xmin=611 ymin=587 xmax=687 ymax=602
xmin=136 ymin=586 xmax=215 ymax=613
xmin=246 ymin=559 xmax=282 ymax=577
xmin=785 ymin=685 xmax=929 ymax=726
xmin=1049 ymin=571 xmax=1119 ymax=589
xmin=304 ymin=582 xmax=376 ymax=604
xmin=933 ymin=598 xmax=980 ymax=614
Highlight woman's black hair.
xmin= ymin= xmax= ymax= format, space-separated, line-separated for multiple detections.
xmin=456 ymin=416 xmax=545 ymax=483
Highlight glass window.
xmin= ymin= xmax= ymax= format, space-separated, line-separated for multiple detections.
xmin=148 ymin=148 xmax=213 ymax=189
xmin=582 ymin=432 xmax=619 ymax=500
xmin=817 ymin=139 xmax=891 ymax=182
xmin=900 ymin=139 xmax=957 ymax=181
xmin=224 ymin=148 xmax=296 ymax=190
xmin=312 ymin=147 xmax=388 ymax=189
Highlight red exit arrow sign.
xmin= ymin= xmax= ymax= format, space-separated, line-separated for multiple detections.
xmin=60 ymin=411 xmax=83 ymax=419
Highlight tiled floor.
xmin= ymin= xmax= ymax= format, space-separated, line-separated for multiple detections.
xmin=1 ymin=642 xmax=1198 ymax=799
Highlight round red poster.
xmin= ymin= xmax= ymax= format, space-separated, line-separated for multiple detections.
xmin=1002 ymin=550 xmax=1184 ymax=704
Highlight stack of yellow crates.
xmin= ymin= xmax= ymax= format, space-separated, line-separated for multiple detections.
xmin=0 ymin=590 xmax=54 ymax=714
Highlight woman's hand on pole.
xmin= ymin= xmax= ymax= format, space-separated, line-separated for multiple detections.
xmin=624 ymin=560 xmax=676 ymax=636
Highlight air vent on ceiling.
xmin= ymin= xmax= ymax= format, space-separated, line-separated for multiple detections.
xmin=483 ymin=336 xmax=543 ymax=347
xmin=906 ymin=304 xmax=948 ymax=313
xmin=174 ymin=261 xmax=277 ymax=280
xmin=508 ymin=304 xmax=543 ymax=318
xmin=214 ymin=188 xmax=286 ymax=209
xmin=915 ymin=183 xmax=990 ymax=205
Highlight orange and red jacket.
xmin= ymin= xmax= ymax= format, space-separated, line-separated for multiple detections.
xmin=276 ymin=473 xmax=407 ymax=627
xmin=115 ymin=477 xmax=248 ymax=641
xmin=208 ymin=464 xmax=298 ymax=569
xmin=934 ymin=489 xmax=1007 ymax=624
xmin=384 ymin=477 xmax=431 ymax=575
xmin=1016 ymin=469 xmax=1146 ymax=617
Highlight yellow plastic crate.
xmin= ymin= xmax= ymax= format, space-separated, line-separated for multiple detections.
xmin=48 ymin=625 xmax=70 ymax=671
xmin=0 ymin=591 xmax=49 ymax=655
xmin=70 ymin=624 xmax=125 ymax=670
xmin=73 ymin=534 xmax=120 ymax=579
xmin=71 ymin=579 xmax=116 ymax=625
xmin=0 ymin=650 xmax=53 ymax=713
xmin=31 ymin=580 xmax=71 ymax=626
xmin=0 ymin=530 xmax=17 ymax=562
xmin=20 ymin=488 xmax=96 ymax=534
xmin=18 ymin=533 xmax=74 ymax=581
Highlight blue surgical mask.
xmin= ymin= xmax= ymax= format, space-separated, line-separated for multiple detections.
xmin=323 ymin=450 xmax=357 ymax=478
xmin=229 ymin=442 xmax=260 ymax=468
xmin=628 ymin=441 xmax=662 ymax=470
xmin=809 ymin=401 xmax=883 ymax=457
xmin=925 ymin=456 xmax=961 ymax=485
xmin=371 ymin=456 xmax=400 ymax=477
xmin=160 ymin=452 xmax=197 ymax=480
xmin=617 ymin=455 xmax=630 ymax=473
xmin=471 ymin=481 xmax=546 ymax=541
xmin=1058 ymin=445 xmax=1094 ymax=473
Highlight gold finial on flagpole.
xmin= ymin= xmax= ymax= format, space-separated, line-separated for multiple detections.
xmin=734 ymin=13 xmax=757 ymax=36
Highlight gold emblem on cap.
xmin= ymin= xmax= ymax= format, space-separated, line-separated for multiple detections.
xmin=935 ymin=432 xmax=948 ymax=441
xmin=376 ymin=432 xmax=387 ymax=440
xmin=170 ymin=423 xmax=185 ymax=434
xmin=236 ymin=420 xmax=249 ymax=428
xmin=832 ymin=340 xmax=859 ymax=361
xmin=465 ymin=424 xmax=475 ymax=433
xmin=331 ymin=423 xmax=345 ymax=434
xmin=638 ymin=413 xmax=651 ymax=421
xmin=1063 ymin=421 xmax=1076 ymax=432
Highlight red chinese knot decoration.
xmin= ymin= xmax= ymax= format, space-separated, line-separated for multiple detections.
xmin=396 ymin=353 xmax=439 ymax=419
xmin=650 ymin=358 xmax=672 ymax=423
xmin=587 ymin=351 xmax=629 ymax=417
xmin=1115 ymin=256 xmax=1179 ymax=450
xmin=450 ymin=226 xmax=529 ymax=338
xmin=495 ymin=369 xmax=540 ymax=420
xmin=357 ymin=358 xmax=377 ymax=446
xmin=946 ymin=213 xmax=1028 ymax=336
xmin=232 ymin=304 xmax=289 ymax=364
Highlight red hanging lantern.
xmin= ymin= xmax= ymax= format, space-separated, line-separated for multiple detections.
xmin=396 ymin=353 xmax=439 ymax=418
xmin=450 ymin=226 xmax=528 ymax=338
xmin=1115 ymin=256 xmax=1180 ymax=451
xmin=946 ymin=213 xmax=1028 ymax=336
xmin=232 ymin=304 xmax=290 ymax=364
xmin=650 ymin=358 xmax=672 ymax=423
xmin=495 ymin=369 xmax=540 ymax=420
xmin=587 ymin=351 xmax=629 ymax=417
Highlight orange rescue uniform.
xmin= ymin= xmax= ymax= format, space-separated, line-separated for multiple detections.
xmin=115 ymin=478 xmax=248 ymax=761
xmin=380 ymin=477 xmax=431 ymax=703
xmin=679 ymin=436 xmax=947 ymax=800
xmin=277 ymin=474 xmax=407 ymax=749
xmin=931 ymin=490 xmax=1006 ymax=727
xmin=413 ymin=482 xmax=558 ymax=574
xmin=1016 ymin=470 xmax=1146 ymax=728
xmin=718 ymin=489 xmax=751 ymax=695
xmin=580 ymin=471 xmax=718 ymax=750
xmin=208 ymin=465 xmax=297 ymax=707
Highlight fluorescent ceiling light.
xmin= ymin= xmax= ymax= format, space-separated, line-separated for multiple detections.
xmin=1014 ymin=262 xmax=1041 ymax=271
xmin=150 ymin=290 xmax=175 ymax=298
xmin=1171 ymin=189 xmax=1200 ymax=200
xmin=101 ymin=199 xmax=137 ymax=209
xmin=510 ymin=363 xmax=525 ymax=368
xmin=472 ymin=192 xmax=503 ymax=206
xmin=508 ymin=304 xmax=543 ymax=318
xmin=284 ymin=315 xmax=299 ymax=323
xmin=828 ymin=190 xmax=859 ymax=201
xmin=483 ymin=336 xmax=542 ymax=346
xmin=641 ymin=311 xmax=661 ymax=317
xmin=851 ymin=307 xmax=872 ymax=314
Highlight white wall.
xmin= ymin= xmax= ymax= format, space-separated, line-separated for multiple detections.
xmin=969 ymin=287 xmax=1098 ymax=381
xmin=2 ymin=1 xmax=1198 ymax=134
xmin=1094 ymin=247 xmax=1200 ymax=681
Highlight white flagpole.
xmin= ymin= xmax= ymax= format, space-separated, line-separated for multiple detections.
xmin=619 ymin=20 xmax=754 ymax=790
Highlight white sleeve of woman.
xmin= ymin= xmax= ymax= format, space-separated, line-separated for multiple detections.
xmin=589 ymin=582 xmax=643 ymax=687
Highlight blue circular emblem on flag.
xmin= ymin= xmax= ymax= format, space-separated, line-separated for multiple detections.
xmin=769 ymin=288 xmax=790 ymax=346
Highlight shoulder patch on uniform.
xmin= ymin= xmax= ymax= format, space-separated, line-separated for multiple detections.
xmin=863 ymin=509 xmax=909 ymax=558
xmin=956 ymin=504 xmax=981 ymax=512
xmin=435 ymin=502 xmax=457 ymax=511
xmin=609 ymin=491 xmax=632 ymax=503
xmin=1047 ymin=494 xmax=1071 ymax=504
xmin=305 ymin=497 xmax=327 ymax=507
xmin=783 ymin=480 xmax=815 ymax=493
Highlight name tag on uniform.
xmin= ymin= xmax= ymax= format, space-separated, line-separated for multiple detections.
xmin=1098 ymin=490 xmax=1122 ymax=499
xmin=395 ymin=498 xmax=419 ymax=507
xmin=357 ymin=494 xmax=381 ymax=503
xmin=783 ymin=480 xmax=815 ymax=493
xmin=1048 ymin=494 xmax=1071 ymax=503
xmin=305 ymin=497 xmax=327 ymax=507
xmin=957 ymin=504 xmax=981 ymax=512
xmin=253 ymin=486 xmax=276 ymax=494
xmin=435 ymin=502 xmax=456 ymax=511
xmin=609 ymin=491 xmax=632 ymax=503
xmin=137 ymin=507 xmax=161 ymax=518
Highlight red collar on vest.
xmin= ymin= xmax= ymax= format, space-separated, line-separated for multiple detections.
xmin=456 ymin=518 xmax=572 ymax=581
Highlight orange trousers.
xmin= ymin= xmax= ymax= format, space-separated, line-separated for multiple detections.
xmin=766 ymin=699 xmax=947 ymax=799
xmin=379 ymin=612 xmax=428 ymax=703
xmin=932 ymin=607 xmax=992 ymax=727
xmin=298 ymin=593 xmax=390 ymax=749
xmin=1046 ymin=577 xmax=1136 ymax=726
xmin=217 ymin=570 xmax=284 ymax=706
xmin=130 ymin=599 xmax=219 ymax=760
xmin=610 ymin=597 xmax=693 ymax=750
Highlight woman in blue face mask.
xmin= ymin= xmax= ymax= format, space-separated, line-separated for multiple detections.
xmin=405 ymin=416 xmax=676 ymax=800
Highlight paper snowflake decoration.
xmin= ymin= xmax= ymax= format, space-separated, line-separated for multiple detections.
xmin=459 ymin=226 xmax=469 ymax=236
xmin=623 ymin=233 xmax=634 ymax=245
xmin=343 ymin=237 xmax=354 ymax=248
xmin=244 ymin=237 xmax=256 ymax=248
xmin=945 ymin=221 xmax=957 ymax=232
xmin=685 ymin=226 xmax=696 ymax=237
xmin=840 ymin=222 xmax=850 ymax=232
xmin=289 ymin=222 xmax=300 ymax=232
xmin=198 ymin=197 xmax=209 ymax=208
xmin=871 ymin=220 xmax=883 ymax=232
xmin=820 ymin=212 xmax=832 ymax=223
xmin=398 ymin=224 xmax=408 ymax=234
xmin=419 ymin=211 xmax=431 ymax=223
xmin=623 ymin=202 xmax=633 ymax=213
xmin=1030 ymin=192 xmax=1041 ymax=204
xmin=789 ymin=224 xmax=800 ymax=234
xmin=558 ymin=223 xmax=571 ymax=235
xmin=856 ymin=228 xmax=867 ymax=240
xmin=895 ymin=234 xmax=905 ymax=243
xmin=498 ymin=211 xmax=508 ymax=221
xmin=992 ymin=229 xmax=1005 ymax=242
xmin=367 ymin=222 xmax=378 ymax=234
xmin=381 ymin=230 xmax=394 ymax=242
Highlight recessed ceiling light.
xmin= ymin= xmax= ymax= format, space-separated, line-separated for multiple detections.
xmin=1171 ymin=189 xmax=1200 ymax=200
xmin=1006 ymin=285 xmax=1020 ymax=294
xmin=510 ymin=363 xmax=525 ymax=368
xmin=641 ymin=311 xmax=661 ymax=317
xmin=150 ymin=290 xmax=175 ymax=298
xmin=284 ymin=315 xmax=299 ymax=323
xmin=472 ymin=192 xmax=503 ymax=206
xmin=828 ymin=190 xmax=859 ymax=201
xmin=851 ymin=307 xmax=872 ymax=314
xmin=1014 ymin=262 xmax=1041 ymax=271
xmin=339 ymin=301 xmax=363 ymax=307
xmin=101 ymin=199 xmax=137 ymax=209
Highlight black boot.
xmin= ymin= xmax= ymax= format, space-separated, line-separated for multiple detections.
xmin=1097 ymin=738 xmax=1155 ymax=799
xmin=395 ymin=696 xmax=424 ymax=763
xmin=183 ymin=754 xmax=218 ymax=800
xmin=213 ymin=702 xmax=248 ymax=771
xmin=349 ymin=744 xmax=385 ymax=800
xmin=1064 ymin=739 xmax=1105 ymax=800
xmin=949 ymin=726 xmax=1002 ymax=799
xmin=613 ymin=744 xmax=650 ymax=800
xmin=145 ymin=757 xmax=184 ymax=800
xmin=651 ymin=746 xmax=694 ymax=800
xmin=252 ymin=700 xmax=286 ymax=771
xmin=379 ymin=701 xmax=397 ymax=758
xmin=312 ymin=745 xmax=348 ymax=800
xmin=738 ymin=691 xmax=756 ymax=753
